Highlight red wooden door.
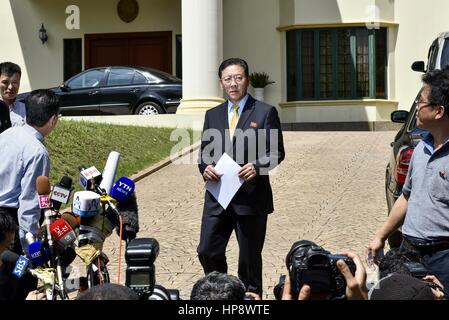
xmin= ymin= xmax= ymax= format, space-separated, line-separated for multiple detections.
xmin=85 ymin=32 xmax=172 ymax=73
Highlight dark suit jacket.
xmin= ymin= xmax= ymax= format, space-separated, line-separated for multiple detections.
xmin=0 ymin=101 xmax=11 ymax=134
xmin=199 ymin=95 xmax=285 ymax=216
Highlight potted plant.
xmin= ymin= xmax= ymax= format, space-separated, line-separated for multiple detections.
xmin=249 ymin=72 xmax=275 ymax=102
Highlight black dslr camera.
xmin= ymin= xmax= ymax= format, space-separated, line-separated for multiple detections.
xmin=125 ymin=238 xmax=180 ymax=300
xmin=274 ymin=240 xmax=356 ymax=300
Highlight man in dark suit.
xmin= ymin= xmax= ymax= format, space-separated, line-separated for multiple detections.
xmin=198 ymin=58 xmax=285 ymax=296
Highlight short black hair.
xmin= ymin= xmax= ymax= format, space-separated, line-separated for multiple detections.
xmin=422 ymin=65 xmax=449 ymax=116
xmin=0 ymin=210 xmax=17 ymax=243
xmin=218 ymin=58 xmax=249 ymax=79
xmin=190 ymin=271 xmax=246 ymax=300
xmin=0 ymin=62 xmax=21 ymax=77
xmin=379 ymin=247 xmax=425 ymax=279
xmin=25 ymin=89 xmax=60 ymax=127
xmin=76 ymin=284 xmax=139 ymax=300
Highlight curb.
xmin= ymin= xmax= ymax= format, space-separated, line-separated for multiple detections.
xmin=130 ymin=141 xmax=201 ymax=183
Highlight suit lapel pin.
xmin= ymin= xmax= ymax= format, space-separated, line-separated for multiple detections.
xmin=250 ymin=121 xmax=258 ymax=128
xmin=439 ymin=170 xmax=446 ymax=178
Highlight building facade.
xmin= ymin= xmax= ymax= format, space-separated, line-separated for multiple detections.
xmin=1 ymin=0 xmax=446 ymax=129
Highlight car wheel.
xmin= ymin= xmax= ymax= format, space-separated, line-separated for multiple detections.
xmin=387 ymin=230 xmax=403 ymax=248
xmin=135 ymin=102 xmax=163 ymax=115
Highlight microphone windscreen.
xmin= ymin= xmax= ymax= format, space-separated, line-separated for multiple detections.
xmin=99 ymin=151 xmax=120 ymax=195
xmin=110 ymin=177 xmax=135 ymax=203
xmin=59 ymin=247 xmax=77 ymax=265
xmin=62 ymin=212 xmax=80 ymax=229
xmin=1 ymin=250 xmax=19 ymax=266
xmin=28 ymin=241 xmax=50 ymax=266
xmin=36 ymin=176 xmax=51 ymax=195
xmin=60 ymin=176 xmax=73 ymax=188
xmin=116 ymin=192 xmax=139 ymax=239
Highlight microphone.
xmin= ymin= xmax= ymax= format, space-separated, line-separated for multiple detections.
xmin=79 ymin=165 xmax=102 ymax=192
xmin=36 ymin=176 xmax=56 ymax=265
xmin=49 ymin=219 xmax=77 ymax=249
xmin=99 ymin=151 xmax=121 ymax=195
xmin=72 ymin=191 xmax=101 ymax=218
xmin=36 ymin=175 xmax=52 ymax=210
xmin=1 ymin=250 xmax=55 ymax=300
xmin=28 ymin=240 xmax=50 ymax=267
xmin=110 ymin=177 xmax=135 ymax=203
xmin=62 ymin=212 xmax=80 ymax=233
xmin=51 ymin=176 xmax=74 ymax=211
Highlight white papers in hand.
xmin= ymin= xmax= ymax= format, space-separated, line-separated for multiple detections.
xmin=205 ymin=153 xmax=244 ymax=210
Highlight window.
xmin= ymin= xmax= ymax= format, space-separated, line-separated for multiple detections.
xmin=107 ymin=68 xmax=134 ymax=86
xmin=286 ymin=27 xmax=387 ymax=101
xmin=68 ymin=69 xmax=105 ymax=89
xmin=133 ymin=71 xmax=148 ymax=84
xmin=63 ymin=39 xmax=82 ymax=81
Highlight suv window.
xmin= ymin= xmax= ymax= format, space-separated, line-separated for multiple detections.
xmin=441 ymin=39 xmax=449 ymax=69
xmin=427 ymin=39 xmax=440 ymax=71
xmin=68 ymin=69 xmax=105 ymax=89
xmin=107 ymin=68 xmax=134 ymax=86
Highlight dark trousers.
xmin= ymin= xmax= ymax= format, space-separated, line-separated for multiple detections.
xmin=401 ymin=235 xmax=449 ymax=291
xmin=197 ymin=207 xmax=268 ymax=296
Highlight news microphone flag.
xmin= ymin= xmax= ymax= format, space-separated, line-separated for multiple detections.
xmin=50 ymin=219 xmax=77 ymax=249
xmin=28 ymin=241 xmax=50 ymax=267
xmin=72 ymin=191 xmax=101 ymax=217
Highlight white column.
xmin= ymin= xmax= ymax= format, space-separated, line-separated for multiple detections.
xmin=176 ymin=0 xmax=225 ymax=114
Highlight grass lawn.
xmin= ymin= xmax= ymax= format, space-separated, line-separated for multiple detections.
xmin=46 ymin=120 xmax=196 ymax=190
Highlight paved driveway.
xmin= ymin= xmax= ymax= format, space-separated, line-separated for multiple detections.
xmin=99 ymin=131 xmax=396 ymax=299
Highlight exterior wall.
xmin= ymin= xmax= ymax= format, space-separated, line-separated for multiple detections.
xmin=223 ymin=0 xmax=281 ymax=112
xmin=393 ymin=0 xmax=449 ymax=112
xmin=2 ymin=0 xmax=181 ymax=93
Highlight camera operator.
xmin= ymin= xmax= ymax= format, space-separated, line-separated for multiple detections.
xmin=191 ymin=271 xmax=261 ymax=300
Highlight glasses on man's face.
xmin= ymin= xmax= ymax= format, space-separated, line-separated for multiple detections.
xmin=221 ymin=75 xmax=245 ymax=85
xmin=414 ymin=99 xmax=433 ymax=109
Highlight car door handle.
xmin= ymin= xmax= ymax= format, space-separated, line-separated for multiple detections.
xmin=89 ymin=90 xmax=100 ymax=95
xmin=130 ymin=88 xmax=141 ymax=93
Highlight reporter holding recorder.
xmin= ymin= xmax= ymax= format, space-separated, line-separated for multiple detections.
xmin=0 ymin=89 xmax=60 ymax=255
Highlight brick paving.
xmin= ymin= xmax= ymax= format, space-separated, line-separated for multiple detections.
xmin=90 ymin=131 xmax=396 ymax=299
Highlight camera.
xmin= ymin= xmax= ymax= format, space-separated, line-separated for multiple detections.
xmin=403 ymin=262 xmax=429 ymax=278
xmin=274 ymin=240 xmax=356 ymax=300
xmin=125 ymin=237 xmax=180 ymax=300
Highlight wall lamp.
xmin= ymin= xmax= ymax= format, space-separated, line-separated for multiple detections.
xmin=39 ymin=23 xmax=48 ymax=44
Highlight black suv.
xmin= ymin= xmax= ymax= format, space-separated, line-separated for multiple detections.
xmin=385 ymin=31 xmax=449 ymax=247
xmin=385 ymin=92 xmax=426 ymax=247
